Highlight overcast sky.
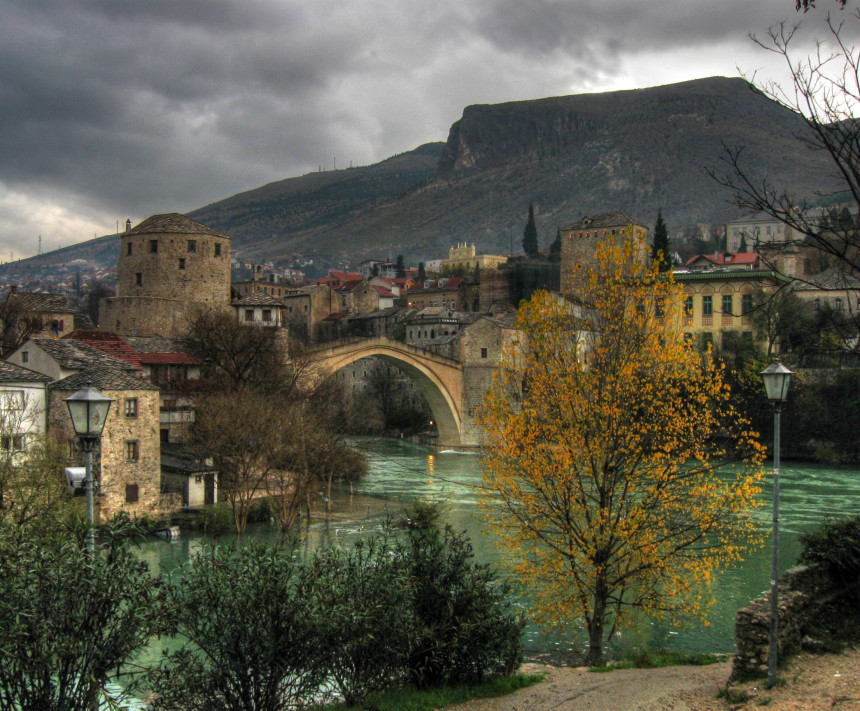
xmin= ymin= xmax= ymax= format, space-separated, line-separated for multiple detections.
xmin=1 ymin=0 xmax=856 ymax=260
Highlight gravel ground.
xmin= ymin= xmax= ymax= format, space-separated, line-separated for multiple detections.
xmin=446 ymin=648 xmax=860 ymax=711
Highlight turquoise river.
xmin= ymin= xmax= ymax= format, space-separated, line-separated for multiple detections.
xmin=136 ymin=437 xmax=860 ymax=663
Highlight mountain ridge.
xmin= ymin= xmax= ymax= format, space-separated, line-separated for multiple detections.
xmin=0 ymin=76 xmax=845 ymax=277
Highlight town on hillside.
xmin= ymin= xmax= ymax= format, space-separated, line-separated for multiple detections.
xmin=0 ymin=208 xmax=857 ymax=520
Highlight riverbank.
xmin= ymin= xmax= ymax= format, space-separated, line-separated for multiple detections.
xmin=445 ymin=648 xmax=860 ymax=710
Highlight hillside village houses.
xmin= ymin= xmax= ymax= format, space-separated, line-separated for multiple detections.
xmin=1 ymin=206 xmax=858 ymax=520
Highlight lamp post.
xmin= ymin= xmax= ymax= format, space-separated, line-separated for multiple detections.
xmin=65 ymin=382 xmax=113 ymax=552
xmin=760 ymin=360 xmax=793 ymax=689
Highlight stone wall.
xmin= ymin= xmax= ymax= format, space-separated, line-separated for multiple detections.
xmin=732 ymin=565 xmax=859 ymax=680
xmin=49 ymin=388 xmax=163 ymax=520
xmin=117 ymin=231 xmax=231 ymax=303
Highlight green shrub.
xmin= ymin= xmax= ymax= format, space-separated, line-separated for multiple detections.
xmin=198 ymin=502 xmax=233 ymax=536
xmin=397 ymin=521 xmax=525 ymax=689
xmin=302 ymin=537 xmax=414 ymax=705
xmin=148 ymin=542 xmax=326 ymax=711
xmin=798 ymin=515 xmax=860 ymax=583
xmin=0 ymin=523 xmax=165 ymax=711
xmin=246 ymin=497 xmax=273 ymax=523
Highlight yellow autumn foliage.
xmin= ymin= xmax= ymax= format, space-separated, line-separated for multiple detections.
xmin=478 ymin=235 xmax=765 ymax=665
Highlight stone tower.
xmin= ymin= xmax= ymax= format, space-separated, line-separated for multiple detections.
xmin=100 ymin=213 xmax=232 ymax=337
xmin=560 ymin=212 xmax=649 ymax=296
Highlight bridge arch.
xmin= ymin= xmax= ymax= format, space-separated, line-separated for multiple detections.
xmin=309 ymin=338 xmax=464 ymax=447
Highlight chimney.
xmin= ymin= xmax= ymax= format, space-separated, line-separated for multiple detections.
xmin=9 ymin=285 xmax=17 ymax=295
xmin=125 ymin=219 xmax=131 ymax=234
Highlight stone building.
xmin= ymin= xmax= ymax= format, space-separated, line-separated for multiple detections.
xmin=560 ymin=212 xmax=649 ymax=295
xmin=441 ymin=244 xmax=506 ymax=271
xmin=100 ymin=213 xmax=232 ymax=338
xmin=3 ymin=287 xmax=77 ymax=340
xmin=281 ymin=284 xmax=340 ymax=343
xmin=48 ymin=366 xmax=163 ymax=519
xmin=232 ymin=292 xmax=286 ymax=328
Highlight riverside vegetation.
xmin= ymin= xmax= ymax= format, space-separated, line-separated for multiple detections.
xmin=0 ymin=503 xmax=524 ymax=711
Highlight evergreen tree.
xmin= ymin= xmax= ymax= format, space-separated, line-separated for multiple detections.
xmin=395 ymin=255 xmax=406 ymax=279
xmin=550 ymin=227 xmax=562 ymax=256
xmin=417 ymin=262 xmax=426 ymax=283
xmin=651 ymin=209 xmax=671 ymax=271
xmin=523 ymin=204 xmax=539 ymax=257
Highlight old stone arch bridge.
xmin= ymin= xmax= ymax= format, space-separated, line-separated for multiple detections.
xmin=307 ymin=337 xmax=482 ymax=449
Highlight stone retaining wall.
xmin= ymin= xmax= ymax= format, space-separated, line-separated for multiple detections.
xmin=732 ymin=565 xmax=858 ymax=680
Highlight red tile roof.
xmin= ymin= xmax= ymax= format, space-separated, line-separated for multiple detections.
xmin=63 ymin=330 xmax=143 ymax=368
xmin=686 ymin=252 xmax=760 ymax=267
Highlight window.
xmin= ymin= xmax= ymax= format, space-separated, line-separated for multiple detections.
xmin=127 ymin=242 xmax=132 ymax=256
xmin=742 ymin=293 xmax=753 ymax=315
xmin=1 ymin=434 xmax=24 ymax=451
xmin=262 ymin=309 xmax=272 ymax=322
xmin=178 ymin=258 xmax=186 ymax=270
xmin=480 ymin=347 xmax=488 ymax=359
xmin=702 ymin=295 xmax=713 ymax=316
xmin=683 ymin=296 xmax=693 ymax=317
xmin=742 ymin=331 xmax=754 ymax=341
xmin=1 ymin=391 xmax=24 ymax=411
xmin=125 ymin=483 xmax=139 ymax=504
xmin=125 ymin=440 xmax=139 ymax=462
xmin=214 ymin=243 xmax=222 ymax=257
xmin=187 ymin=240 xmax=197 ymax=253
xmin=136 ymin=272 xmax=143 ymax=286
xmin=722 ymin=294 xmax=733 ymax=316
xmin=20 ymin=351 xmax=28 ymax=364
xmin=125 ymin=398 xmax=138 ymax=418
xmin=149 ymin=239 xmax=158 ymax=253
xmin=835 ymin=297 xmax=844 ymax=312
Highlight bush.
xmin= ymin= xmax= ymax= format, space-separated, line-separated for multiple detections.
xmin=148 ymin=542 xmax=326 ymax=711
xmin=798 ymin=515 xmax=860 ymax=584
xmin=397 ymin=520 xmax=525 ymax=689
xmin=0 ymin=523 xmax=166 ymax=711
xmin=302 ymin=537 xmax=414 ymax=705
xmin=198 ymin=502 xmax=233 ymax=536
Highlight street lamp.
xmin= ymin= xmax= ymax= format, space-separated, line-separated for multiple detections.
xmin=65 ymin=382 xmax=113 ymax=551
xmin=760 ymin=360 xmax=793 ymax=689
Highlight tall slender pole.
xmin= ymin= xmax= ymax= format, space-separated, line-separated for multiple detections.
xmin=84 ymin=443 xmax=95 ymax=553
xmin=768 ymin=404 xmax=782 ymax=688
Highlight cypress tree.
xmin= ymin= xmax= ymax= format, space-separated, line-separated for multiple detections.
xmin=417 ymin=262 xmax=426 ymax=283
xmin=523 ymin=204 xmax=539 ymax=257
xmin=651 ymin=210 xmax=671 ymax=271
xmin=395 ymin=255 xmax=406 ymax=279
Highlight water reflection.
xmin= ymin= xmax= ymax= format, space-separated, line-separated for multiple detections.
xmin=136 ymin=438 xmax=860 ymax=663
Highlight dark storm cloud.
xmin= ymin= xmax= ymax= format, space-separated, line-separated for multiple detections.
xmin=0 ymin=0 xmax=846 ymax=254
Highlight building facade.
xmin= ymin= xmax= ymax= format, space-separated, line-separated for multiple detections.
xmin=100 ymin=213 xmax=232 ymax=338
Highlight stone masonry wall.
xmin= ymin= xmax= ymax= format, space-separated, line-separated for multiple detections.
xmin=117 ymin=231 xmax=231 ymax=303
xmin=49 ymin=388 xmax=163 ymax=520
xmin=732 ymin=565 xmax=860 ymax=680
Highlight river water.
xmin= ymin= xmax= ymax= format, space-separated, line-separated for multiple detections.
xmin=138 ymin=437 xmax=860 ymax=663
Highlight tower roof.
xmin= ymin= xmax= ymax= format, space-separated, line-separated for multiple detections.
xmin=128 ymin=213 xmax=230 ymax=239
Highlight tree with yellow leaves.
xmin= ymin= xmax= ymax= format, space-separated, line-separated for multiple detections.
xmin=479 ymin=235 xmax=765 ymax=666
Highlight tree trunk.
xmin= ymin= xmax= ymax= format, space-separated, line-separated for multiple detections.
xmin=587 ymin=585 xmax=609 ymax=666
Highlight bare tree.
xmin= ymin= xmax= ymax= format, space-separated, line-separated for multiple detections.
xmin=0 ymin=298 xmax=44 ymax=358
xmin=712 ymin=14 xmax=860 ymax=276
xmin=190 ymin=391 xmax=297 ymax=533
xmin=0 ymin=392 xmax=71 ymax=535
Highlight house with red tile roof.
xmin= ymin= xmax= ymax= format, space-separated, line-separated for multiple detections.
xmin=685 ymin=252 xmax=761 ymax=271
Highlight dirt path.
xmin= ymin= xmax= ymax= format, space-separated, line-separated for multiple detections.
xmin=449 ymin=662 xmax=731 ymax=711
xmin=447 ymin=648 xmax=860 ymax=711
